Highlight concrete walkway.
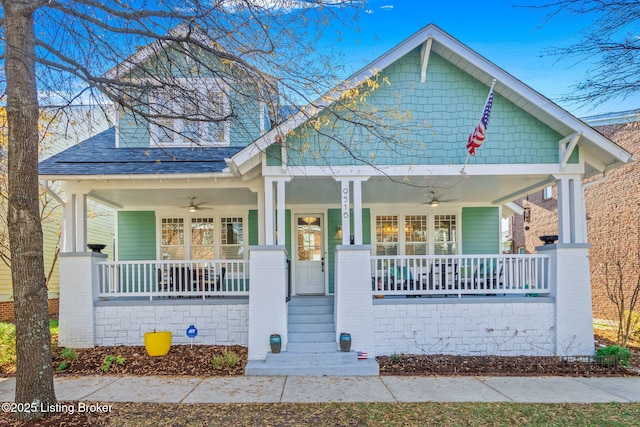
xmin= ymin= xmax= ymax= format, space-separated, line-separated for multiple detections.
xmin=2 ymin=376 xmax=640 ymax=404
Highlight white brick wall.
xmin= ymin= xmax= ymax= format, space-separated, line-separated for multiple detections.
xmin=373 ymin=300 xmax=555 ymax=356
xmin=94 ymin=302 xmax=248 ymax=346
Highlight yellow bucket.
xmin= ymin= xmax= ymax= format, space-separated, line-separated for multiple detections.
xmin=144 ymin=331 xmax=172 ymax=356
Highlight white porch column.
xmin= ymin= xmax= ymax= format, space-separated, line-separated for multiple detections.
xmin=276 ymin=179 xmax=286 ymax=245
xmin=250 ymin=186 xmax=266 ymax=245
xmin=334 ymin=245 xmax=375 ymax=355
xmin=336 ymin=177 xmax=369 ymax=245
xmin=247 ymin=246 xmax=288 ymax=360
xmin=58 ymin=252 xmax=106 ymax=348
xmin=264 ymin=179 xmax=275 ymax=245
xmin=61 ymin=190 xmax=88 ymax=253
xmin=263 ymin=178 xmax=289 ymax=246
xmin=556 ymin=175 xmax=587 ymax=244
xmin=339 ymin=180 xmax=351 ymax=245
xmin=537 ymin=243 xmax=593 ymax=355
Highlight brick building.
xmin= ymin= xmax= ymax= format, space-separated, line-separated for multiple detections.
xmin=510 ymin=110 xmax=640 ymax=321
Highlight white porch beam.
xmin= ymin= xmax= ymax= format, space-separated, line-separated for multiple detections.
xmin=420 ymin=38 xmax=433 ymax=83
xmin=582 ymin=151 xmax=607 ymax=173
xmin=559 ymin=132 xmax=581 ymax=168
xmin=492 ymin=177 xmax=556 ymax=205
xmin=87 ymin=191 xmax=124 ymax=210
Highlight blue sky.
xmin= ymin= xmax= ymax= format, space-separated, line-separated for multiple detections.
xmin=315 ymin=0 xmax=640 ymax=118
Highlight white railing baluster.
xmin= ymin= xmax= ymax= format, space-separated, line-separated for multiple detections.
xmin=370 ymin=254 xmax=551 ymax=298
xmin=97 ymin=259 xmax=250 ymax=299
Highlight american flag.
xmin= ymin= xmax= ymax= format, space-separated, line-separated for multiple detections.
xmin=467 ymin=82 xmax=495 ymax=156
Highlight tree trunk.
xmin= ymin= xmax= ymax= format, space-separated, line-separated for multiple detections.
xmin=3 ymin=0 xmax=57 ymax=420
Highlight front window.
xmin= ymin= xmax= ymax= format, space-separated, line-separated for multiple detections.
xmin=149 ymin=79 xmax=230 ymax=147
xmin=161 ymin=218 xmax=185 ymax=260
xmin=375 ymin=215 xmax=398 ymax=256
xmin=374 ymin=213 xmax=457 ymax=255
xmin=434 ymin=214 xmax=457 ymax=255
xmin=220 ymin=217 xmax=244 ymax=260
xmin=191 ymin=218 xmax=215 ymax=260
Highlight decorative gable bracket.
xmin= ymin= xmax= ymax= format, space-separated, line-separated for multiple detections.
xmin=420 ymin=37 xmax=433 ymax=83
xmin=558 ymin=132 xmax=581 ymax=168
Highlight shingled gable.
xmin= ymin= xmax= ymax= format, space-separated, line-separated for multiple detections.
xmin=38 ymin=127 xmax=242 ymax=177
xmin=227 ymin=23 xmax=633 ymax=177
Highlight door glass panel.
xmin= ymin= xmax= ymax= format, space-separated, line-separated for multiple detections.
xmin=297 ymin=216 xmax=322 ymax=261
xmin=406 ymin=215 xmax=428 ymax=255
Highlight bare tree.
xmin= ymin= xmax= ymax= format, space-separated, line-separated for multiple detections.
xmin=534 ymin=1 xmax=640 ymax=107
xmin=602 ymin=257 xmax=640 ymax=348
xmin=0 ymin=0 xmax=367 ymax=420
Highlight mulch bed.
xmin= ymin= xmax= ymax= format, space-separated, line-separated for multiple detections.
xmin=50 ymin=345 xmax=247 ymax=377
xmin=376 ymin=354 xmax=639 ymax=377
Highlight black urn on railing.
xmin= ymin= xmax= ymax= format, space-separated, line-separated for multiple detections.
xmin=538 ymin=235 xmax=558 ymax=245
xmin=87 ymin=244 xmax=106 ymax=253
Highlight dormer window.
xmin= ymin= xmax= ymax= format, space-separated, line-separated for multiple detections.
xmin=149 ymin=78 xmax=230 ymax=147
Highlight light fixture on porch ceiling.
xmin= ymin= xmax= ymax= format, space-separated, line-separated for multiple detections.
xmin=183 ymin=196 xmax=209 ymax=213
xmin=424 ymin=190 xmax=455 ymax=207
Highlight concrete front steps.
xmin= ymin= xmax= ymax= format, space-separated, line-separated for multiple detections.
xmin=245 ymin=296 xmax=379 ymax=376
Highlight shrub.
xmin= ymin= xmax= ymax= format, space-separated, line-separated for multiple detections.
xmin=390 ymin=352 xmax=403 ymax=364
xmin=0 ymin=322 xmax=17 ymax=369
xmin=101 ymin=354 xmax=126 ymax=372
xmin=211 ymin=350 xmax=239 ymax=369
xmin=595 ymin=345 xmax=632 ymax=367
xmin=56 ymin=347 xmax=79 ymax=371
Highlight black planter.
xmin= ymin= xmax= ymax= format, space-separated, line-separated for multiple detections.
xmin=87 ymin=244 xmax=106 ymax=253
xmin=538 ymin=235 xmax=558 ymax=245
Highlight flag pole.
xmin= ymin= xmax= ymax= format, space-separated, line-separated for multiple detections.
xmin=461 ymin=79 xmax=497 ymax=175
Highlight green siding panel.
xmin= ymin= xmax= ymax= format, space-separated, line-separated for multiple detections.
xmin=287 ymin=50 xmax=563 ymax=167
xmin=327 ymin=208 xmax=370 ymax=293
xmin=117 ymin=211 xmax=156 ymax=261
xmin=265 ymin=144 xmax=283 ymax=166
xmin=461 ymin=207 xmax=500 ymax=254
xmin=248 ymin=210 xmax=259 ymax=245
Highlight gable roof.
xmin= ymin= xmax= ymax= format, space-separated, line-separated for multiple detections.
xmin=229 ymin=24 xmax=633 ymax=176
xmin=39 ymin=127 xmax=242 ymax=177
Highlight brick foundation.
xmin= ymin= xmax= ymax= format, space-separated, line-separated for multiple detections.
xmin=0 ymin=298 xmax=59 ymax=322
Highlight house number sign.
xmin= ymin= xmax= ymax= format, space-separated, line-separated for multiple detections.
xmin=342 ymin=186 xmax=350 ymax=220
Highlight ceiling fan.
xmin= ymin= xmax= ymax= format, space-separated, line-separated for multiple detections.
xmin=423 ymin=190 xmax=457 ymax=207
xmin=182 ymin=196 xmax=210 ymax=212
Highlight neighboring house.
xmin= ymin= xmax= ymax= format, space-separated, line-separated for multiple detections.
xmin=510 ymin=110 xmax=639 ymax=322
xmin=0 ymin=105 xmax=115 ymax=321
xmin=39 ymin=24 xmax=633 ymax=376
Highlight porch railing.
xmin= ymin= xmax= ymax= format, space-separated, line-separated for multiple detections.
xmin=371 ymin=254 xmax=550 ymax=298
xmin=98 ymin=260 xmax=250 ymax=299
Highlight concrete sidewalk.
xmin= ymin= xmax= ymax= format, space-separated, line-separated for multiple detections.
xmin=2 ymin=376 xmax=640 ymax=404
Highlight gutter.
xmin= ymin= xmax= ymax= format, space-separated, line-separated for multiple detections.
xmin=38 ymin=172 xmax=236 ymax=181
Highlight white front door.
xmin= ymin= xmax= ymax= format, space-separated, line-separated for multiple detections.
xmin=295 ymin=215 xmax=325 ymax=295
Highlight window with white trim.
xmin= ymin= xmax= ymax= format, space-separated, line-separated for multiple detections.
xmin=149 ymin=79 xmax=230 ymax=147
xmin=434 ymin=214 xmax=457 ymax=255
xmin=159 ymin=215 xmax=245 ymax=261
xmin=161 ymin=218 xmax=185 ymax=260
xmin=374 ymin=213 xmax=457 ymax=256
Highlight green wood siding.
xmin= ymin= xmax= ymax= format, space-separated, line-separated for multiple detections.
xmin=461 ymin=207 xmax=500 ymax=254
xmin=117 ymin=211 xmax=156 ymax=261
xmin=248 ymin=209 xmax=291 ymax=257
xmin=265 ymin=144 xmax=283 ymax=166
xmin=286 ymin=49 xmax=565 ymax=167
xmin=327 ymin=208 xmax=371 ymax=293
